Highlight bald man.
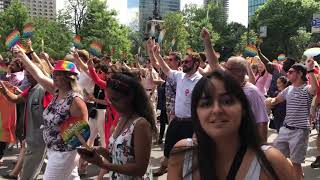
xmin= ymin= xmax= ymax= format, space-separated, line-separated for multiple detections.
xmin=202 ymin=28 xmax=269 ymax=142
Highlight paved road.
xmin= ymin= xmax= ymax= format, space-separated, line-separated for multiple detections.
xmin=0 ymin=129 xmax=319 ymax=179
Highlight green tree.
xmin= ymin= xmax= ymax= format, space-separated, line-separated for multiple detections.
xmin=0 ymin=0 xmax=28 ymax=53
xmin=253 ymin=0 xmax=320 ymax=58
xmin=234 ymin=30 xmax=258 ymax=55
xmin=31 ymin=17 xmax=73 ymax=59
xmin=162 ymin=12 xmax=189 ymax=54
xmin=80 ymin=0 xmax=131 ymax=60
xmin=217 ymin=22 xmax=247 ymax=60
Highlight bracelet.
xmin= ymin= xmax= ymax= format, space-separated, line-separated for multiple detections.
xmin=307 ymin=69 xmax=315 ymax=73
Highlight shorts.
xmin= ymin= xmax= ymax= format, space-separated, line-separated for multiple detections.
xmin=273 ymin=126 xmax=309 ymax=164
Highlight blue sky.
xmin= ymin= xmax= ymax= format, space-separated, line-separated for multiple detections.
xmin=57 ymin=0 xmax=248 ymax=26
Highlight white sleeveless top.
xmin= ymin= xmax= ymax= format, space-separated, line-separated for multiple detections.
xmin=182 ymin=140 xmax=272 ymax=180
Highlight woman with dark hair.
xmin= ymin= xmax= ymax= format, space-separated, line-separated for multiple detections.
xmin=79 ymin=72 xmax=157 ymax=179
xmin=167 ymin=70 xmax=295 ymax=180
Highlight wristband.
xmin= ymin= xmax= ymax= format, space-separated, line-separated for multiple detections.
xmin=307 ymin=69 xmax=315 ymax=73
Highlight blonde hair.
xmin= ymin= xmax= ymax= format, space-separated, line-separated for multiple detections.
xmin=63 ymin=72 xmax=81 ymax=94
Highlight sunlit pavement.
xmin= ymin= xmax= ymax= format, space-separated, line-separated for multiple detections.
xmin=0 ymin=128 xmax=319 ymax=179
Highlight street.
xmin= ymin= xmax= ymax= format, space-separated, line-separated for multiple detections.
xmin=0 ymin=129 xmax=319 ymax=179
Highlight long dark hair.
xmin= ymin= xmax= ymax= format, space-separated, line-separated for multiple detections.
xmin=107 ymin=72 xmax=157 ymax=134
xmin=191 ymin=70 xmax=278 ymax=180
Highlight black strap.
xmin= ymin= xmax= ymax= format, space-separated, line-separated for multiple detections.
xmin=226 ymin=144 xmax=247 ymax=180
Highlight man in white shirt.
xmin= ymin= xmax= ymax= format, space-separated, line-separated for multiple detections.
xmin=147 ymin=39 xmax=202 ymax=176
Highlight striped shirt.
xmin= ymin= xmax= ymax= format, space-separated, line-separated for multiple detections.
xmin=279 ymin=84 xmax=313 ymax=129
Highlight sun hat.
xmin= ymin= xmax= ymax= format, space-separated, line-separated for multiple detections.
xmin=53 ymin=60 xmax=80 ymax=75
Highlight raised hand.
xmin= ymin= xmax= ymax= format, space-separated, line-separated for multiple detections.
xmin=87 ymin=58 xmax=94 ymax=67
xmin=146 ymin=38 xmax=155 ymax=53
xmin=201 ymin=27 xmax=211 ymax=41
xmin=26 ymin=38 xmax=33 ymax=52
xmin=153 ymin=44 xmax=161 ymax=56
xmin=306 ymin=58 xmax=315 ymax=71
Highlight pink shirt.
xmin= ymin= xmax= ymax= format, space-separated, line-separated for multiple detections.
xmin=255 ymin=72 xmax=272 ymax=96
xmin=243 ymin=82 xmax=269 ymax=123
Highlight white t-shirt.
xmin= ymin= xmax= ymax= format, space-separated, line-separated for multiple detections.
xmin=169 ymin=70 xmax=202 ymax=118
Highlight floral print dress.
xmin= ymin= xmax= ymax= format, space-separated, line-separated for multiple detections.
xmin=42 ymin=91 xmax=82 ymax=151
xmin=108 ymin=117 xmax=150 ymax=180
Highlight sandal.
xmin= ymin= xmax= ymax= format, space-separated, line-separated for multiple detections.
xmin=2 ymin=174 xmax=18 ymax=179
xmin=153 ymin=165 xmax=167 ymax=177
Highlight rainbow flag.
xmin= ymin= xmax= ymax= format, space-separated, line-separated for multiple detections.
xmin=89 ymin=40 xmax=102 ymax=57
xmin=73 ymin=35 xmax=81 ymax=49
xmin=22 ymin=23 xmax=34 ymax=38
xmin=170 ymin=38 xmax=176 ymax=48
xmin=59 ymin=117 xmax=90 ymax=149
xmin=158 ymin=29 xmax=166 ymax=44
xmin=5 ymin=30 xmax=20 ymax=49
xmin=243 ymin=45 xmax=258 ymax=57
xmin=277 ymin=54 xmax=286 ymax=61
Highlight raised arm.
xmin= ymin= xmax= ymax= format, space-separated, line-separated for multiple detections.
xmin=0 ymin=81 xmax=26 ymax=104
xmin=201 ymin=28 xmax=223 ymax=71
xmin=246 ymin=61 xmax=256 ymax=84
xmin=153 ymin=44 xmax=172 ymax=76
xmin=146 ymin=39 xmax=161 ymax=71
xmin=13 ymin=46 xmax=55 ymax=93
xmin=306 ymin=59 xmax=318 ymax=95
xmin=257 ymin=48 xmax=274 ymax=74
xmin=88 ymin=59 xmax=107 ymax=89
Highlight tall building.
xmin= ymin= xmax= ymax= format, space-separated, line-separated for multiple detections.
xmin=21 ymin=0 xmax=56 ymax=19
xmin=1 ymin=0 xmax=56 ymax=19
xmin=139 ymin=0 xmax=180 ymax=32
xmin=248 ymin=0 xmax=266 ymax=18
xmin=204 ymin=0 xmax=229 ymax=20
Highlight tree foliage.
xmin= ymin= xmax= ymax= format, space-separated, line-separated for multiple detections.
xmin=79 ymin=0 xmax=131 ymax=60
xmin=162 ymin=12 xmax=189 ymax=54
xmin=253 ymin=0 xmax=320 ymax=59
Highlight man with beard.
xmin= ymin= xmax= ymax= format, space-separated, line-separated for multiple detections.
xmin=148 ymin=40 xmax=202 ymax=176
xmin=0 ymin=63 xmax=52 ymax=180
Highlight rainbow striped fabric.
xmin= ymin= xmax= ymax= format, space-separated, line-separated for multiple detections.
xmin=54 ymin=60 xmax=79 ymax=75
xmin=89 ymin=40 xmax=102 ymax=57
xmin=277 ymin=54 xmax=286 ymax=61
xmin=59 ymin=117 xmax=90 ymax=149
xmin=22 ymin=23 xmax=34 ymax=38
xmin=73 ymin=35 xmax=81 ymax=49
xmin=5 ymin=30 xmax=20 ymax=49
xmin=243 ymin=45 xmax=258 ymax=57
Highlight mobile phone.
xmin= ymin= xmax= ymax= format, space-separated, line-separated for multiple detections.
xmin=76 ymin=147 xmax=94 ymax=157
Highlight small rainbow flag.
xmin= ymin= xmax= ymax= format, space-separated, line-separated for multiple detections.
xmin=170 ymin=38 xmax=176 ymax=48
xmin=89 ymin=40 xmax=102 ymax=57
xmin=59 ymin=117 xmax=90 ymax=149
xmin=73 ymin=35 xmax=81 ymax=49
xmin=22 ymin=23 xmax=34 ymax=38
xmin=158 ymin=29 xmax=166 ymax=44
xmin=277 ymin=54 xmax=286 ymax=61
xmin=243 ymin=44 xmax=258 ymax=57
xmin=5 ymin=30 xmax=20 ymax=49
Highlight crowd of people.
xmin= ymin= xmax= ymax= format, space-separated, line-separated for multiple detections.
xmin=0 ymin=27 xmax=319 ymax=180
